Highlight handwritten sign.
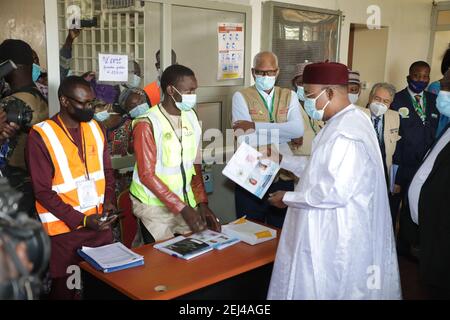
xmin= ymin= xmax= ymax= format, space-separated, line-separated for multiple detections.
xmin=98 ymin=54 xmax=129 ymax=82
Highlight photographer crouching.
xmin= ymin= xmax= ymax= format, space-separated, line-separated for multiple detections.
xmin=0 ymin=39 xmax=49 ymax=217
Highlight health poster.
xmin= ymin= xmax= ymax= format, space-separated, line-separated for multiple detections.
xmin=218 ymin=23 xmax=244 ymax=80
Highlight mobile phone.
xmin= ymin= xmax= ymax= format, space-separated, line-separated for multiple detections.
xmin=100 ymin=209 xmax=124 ymax=222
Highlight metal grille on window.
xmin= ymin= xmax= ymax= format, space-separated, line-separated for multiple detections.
xmin=271 ymin=6 xmax=341 ymax=88
xmin=57 ymin=0 xmax=145 ymax=76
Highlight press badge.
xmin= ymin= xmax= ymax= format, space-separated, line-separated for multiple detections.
xmin=77 ymin=180 xmax=99 ymax=209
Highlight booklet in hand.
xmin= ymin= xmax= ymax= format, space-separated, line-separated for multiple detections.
xmin=222 ymin=142 xmax=280 ymax=199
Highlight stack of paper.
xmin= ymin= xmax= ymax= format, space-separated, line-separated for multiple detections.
xmin=222 ymin=218 xmax=277 ymax=245
xmin=78 ymin=242 xmax=144 ymax=273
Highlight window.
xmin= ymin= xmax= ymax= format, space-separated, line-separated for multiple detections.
xmin=262 ymin=2 xmax=341 ymax=88
xmin=57 ymin=0 xmax=145 ymax=76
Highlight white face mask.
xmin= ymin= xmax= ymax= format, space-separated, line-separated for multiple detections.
xmin=369 ymin=102 xmax=388 ymax=117
xmin=348 ymin=93 xmax=359 ymax=105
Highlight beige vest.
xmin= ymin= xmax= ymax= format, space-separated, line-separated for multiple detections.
xmin=239 ymin=86 xmax=295 ymax=181
xmin=8 ymin=91 xmax=49 ymax=170
xmin=363 ymin=108 xmax=401 ymax=170
xmin=239 ymin=86 xmax=291 ymax=123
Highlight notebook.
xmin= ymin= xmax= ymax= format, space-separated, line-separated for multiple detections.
xmin=188 ymin=230 xmax=240 ymax=250
xmin=78 ymin=242 xmax=144 ymax=273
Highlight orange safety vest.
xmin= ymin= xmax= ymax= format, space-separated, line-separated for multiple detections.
xmin=32 ymin=118 xmax=106 ymax=236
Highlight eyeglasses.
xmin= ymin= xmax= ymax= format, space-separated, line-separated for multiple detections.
xmin=254 ymin=69 xmax=278 ymax=77
xmin=66 ymin=96 xmax=95 ymax=108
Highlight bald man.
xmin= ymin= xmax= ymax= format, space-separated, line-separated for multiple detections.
xmin=232 ymin=51 xmax=304 ymax=228
xmin=26 ymin=76 xmax=118 ymax=300
xmin=267 ymin=62 xmax=401 ymax=300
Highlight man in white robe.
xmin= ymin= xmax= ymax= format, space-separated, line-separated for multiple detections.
xmin=267 ymin=62 xmax=401 ymax=300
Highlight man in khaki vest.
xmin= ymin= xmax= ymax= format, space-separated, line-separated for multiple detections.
xmin=362 ymin=82 xmax=401 ymax=226
xmin=0 ymin=39 xmax=49 ymax=216
xmin=232 ymin=51 xmax=304 ymax=228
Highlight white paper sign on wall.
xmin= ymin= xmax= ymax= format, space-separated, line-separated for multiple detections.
xmin=98 ymin=54 xmax=129 ymax=82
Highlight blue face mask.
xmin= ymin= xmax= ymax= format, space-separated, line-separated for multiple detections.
xmin=32 ymin=64 xmax=41 ymax=82
xmin=296 ymin=86 xmax=305 ymax=102
xmin=255 ymin=76 xmax=276 ymax=92
xmin=94 ymin=110 xmax=111 ymax=122
xmin=129 ymin=103 xmax=150 ymax=119
xmin=304 ymin=89 xmax=330 ymax=121
xmin=437 ymin=91 xmax=450 ymax=118
xmin=407 ymin=77 xmax=429 ymax=94
xmin=171 ymin=86 xmax=197 ymax=111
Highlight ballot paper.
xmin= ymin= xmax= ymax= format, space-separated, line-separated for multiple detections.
xmin=78 ymin=242 xmax=144 ymax=273
xmin=222 ymin=142 xmax=280 ymax=199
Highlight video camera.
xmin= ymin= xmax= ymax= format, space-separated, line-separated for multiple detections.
xmin=0 ymin=60 xmax=34 ymax=128
xmin=0 ymin=178 xmax=50 ymax=300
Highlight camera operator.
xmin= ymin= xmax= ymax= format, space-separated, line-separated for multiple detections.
xmin=0 ymin=39 xmax=49 ymax=216
xmin=0 ymin=178 xmax=51 ymax=300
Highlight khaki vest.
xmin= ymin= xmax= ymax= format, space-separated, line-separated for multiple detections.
xmin=8 ymin=91 xmax=49 ymax=170
xmin=239 ymin=86 xmax=296 ymax=181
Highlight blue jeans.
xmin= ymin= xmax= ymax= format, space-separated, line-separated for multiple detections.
xmin=235 ymin=179 xmax=295 ymax=229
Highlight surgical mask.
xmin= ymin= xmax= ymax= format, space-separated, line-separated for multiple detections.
xmin=348 ymin=93 xmax=359 ymax=105
xmin=369 ymin=102 xmax=388 ymax=117
xmin=94 ymin=110 xmax=111 ymax=122
xmin=407 ymin=77 xmax=428 ymax=94
xmin=296 ymin=86 xmax=305 ymax=102
xmin=255 ymin=76 xmax=276 ymax=92
xmin=171 ymin=86 xmax=197 ymax=111
xmin=32 ymin=64 xmax=41 ymax=82
xmin=129 ymin=102 xmax=150 ymax=119
xmin=304 ymin=89 xmax=330 ymax=121
xmin=436 ymin=91 xmax=450 ymax=118
xmin=128 ymin=74 xmax=142 ymax=88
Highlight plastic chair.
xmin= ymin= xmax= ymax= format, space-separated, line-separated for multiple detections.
xmin=118 ymin=189 xmax=137 ymax=248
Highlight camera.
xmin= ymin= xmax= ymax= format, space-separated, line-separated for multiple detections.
xmin=0 ymin=96 xmax=33 ymax=128
xmin=0 ymin=178 xmax=51 ymax=300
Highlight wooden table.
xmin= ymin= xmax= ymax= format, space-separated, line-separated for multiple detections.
xmin=80 ymin=235 xmax=279 ymax=300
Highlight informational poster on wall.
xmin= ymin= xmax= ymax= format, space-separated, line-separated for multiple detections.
xmin=98 ymin=53 xmax=129 ymax=82
xmin=217 ymin=23 xmax=244 ymax=80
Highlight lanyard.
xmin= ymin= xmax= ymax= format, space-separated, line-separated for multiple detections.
xmin=57 ymin=115 xmax=90 ymax=180
xmin=257 ymin=91 xmax=276 ymax=123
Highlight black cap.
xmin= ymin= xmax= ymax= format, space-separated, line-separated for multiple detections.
xmin=0 ymin=39 xmax=33 ymax=66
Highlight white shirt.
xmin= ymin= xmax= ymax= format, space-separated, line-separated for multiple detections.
xmin=267 ymin=105 xmax=401 ymax=300
xmin=408 ymin=127 xmax=450 ymax=225
xmin=232 ymin=88 xmax=304 ymax=145
xmin=407 ymin=87 xmax=424 ymax=106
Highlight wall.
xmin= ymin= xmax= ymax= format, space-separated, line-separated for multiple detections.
xmin=430 ymin=30 xmax=450 ymax=83
xmin=0 ymin=0 xmax=47 ymax=69
xmin=215 ymin=0 xmax=434 ymax=92
xmin=352 ymin=26 xmax=389 ymax=106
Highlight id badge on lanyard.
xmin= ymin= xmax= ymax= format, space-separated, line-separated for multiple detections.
xmin=77 ymin=180 xmax=99 ymax=210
